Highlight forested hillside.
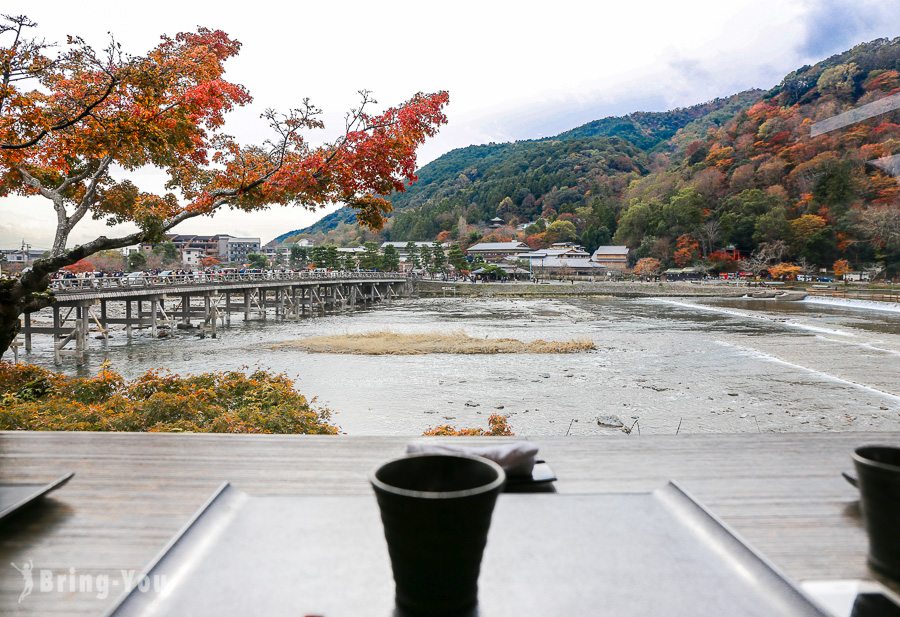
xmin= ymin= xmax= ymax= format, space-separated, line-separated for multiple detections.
xmin=616 ymin=37 xmax=900 ymax=272
xmin=280 ymin=93 xmax=761 ymax=242
xmin=282 ymin=37 xmax=900 ymax=274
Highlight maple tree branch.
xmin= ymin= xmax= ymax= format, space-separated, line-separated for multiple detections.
xmin=69 ymin=155 xmax=112 ymax=227
xmin=1 ymin=75 xmax=118 ymax=150
xmin=55 ymin=163 xmax=96 ymax=194
xmin=15 ymin=164 xmax=63 ymax=205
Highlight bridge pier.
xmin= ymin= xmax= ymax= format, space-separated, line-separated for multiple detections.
xmin=18 ymin=273 xmax=415 ymax=365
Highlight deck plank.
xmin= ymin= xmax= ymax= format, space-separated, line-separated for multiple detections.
xmin=0 ymin=431 xmax=897 ymax=615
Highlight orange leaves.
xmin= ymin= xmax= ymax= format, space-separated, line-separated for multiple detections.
xmin=62 ymin=259 xmax=95 ymax=274
xmin=767 ymin=262 xmax=802 ymax=280
xmin=863 ymin=70 xmax=900 ymax=93
xmin=673 ymin=234 xmax=699 ymax=267
xmin=870 ymin=173 xmax=900 ymax=205
xmin=2 ymin=24 xmax=251 ymax=187
xmin=0 ymin=15 xmax=448 ymax=277
xmin=833 ymin=259 xmax=851 ymax=276
xmin=0 ymin=361 xmax=338 ymax=434
xmin=423 ymin=414 xmax=514 ymax=437
xmin=632 ymin=257 xmax=662 ymax=276
xmin=704 ymin=145 xmax=735 ymax=171
xmin=789 ymin=214 xmax=827 ymax=241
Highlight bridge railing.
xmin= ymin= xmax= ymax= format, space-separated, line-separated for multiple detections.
xmin=50 ymin=270 xmax=408 ymax=292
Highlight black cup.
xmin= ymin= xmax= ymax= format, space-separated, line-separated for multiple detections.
xmin=370 ymin=453 xmax=506 ymax=616
xmin=853 ymin=445 xmax=900 ymax=579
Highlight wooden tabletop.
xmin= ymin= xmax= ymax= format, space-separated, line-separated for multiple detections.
xmin=0 ymin=431 xmax=897 ymax=616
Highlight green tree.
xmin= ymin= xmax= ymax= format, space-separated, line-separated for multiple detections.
xmin=448 ymin=244 xmax=468 ymax=272
xmin=359 ymin=242 xmax=381 ymax=270
xmin=127 ymin=251 xmax=147 ymax=271
xmin=589 ymin=197 xmax=618 ymax=235
xmin=310 ymin=245 xmax=327 ymax=267
xmin=718 ymin=190 xmax=779 ymax=251
xmin=614 ymin=200 xmax=663 ymax=247
xmin=324 ymin=245 xmax=341 ymax=270
xmin=418 ymin=243 xmax=433 ymax=273
xmin=289 ymin=245 xmax=309 ymax=269
xmin=816 ymin=62 xmax=861 ymax=97
xmin=247 ymin=253 xmax=268 ymax=269
xmin=152 ymin=241 xmax=180 ymax=266
xmin=382 ymin=244 xmax=401 ymax=271
xmin=544 ymin=220 xmax=577 ymax=244
xmin=754 ymin=207 xmax=788 ymax=244
xmin=635 ymin=235 xmax=657 ymax=259
xmin=405 ymin=241 xmax=420 ymax=269
xmin=479 ymin=264 xmax=507 ymax=279
xmin=579 ymin=224 xmax=610 ymax=255
xmin=662 ymin=188 xmax=704 ymax=236
xmin=341 ymin=252 xmax=358 ymax=271
xmin=431 ymin=241 xmax=447 ymax=273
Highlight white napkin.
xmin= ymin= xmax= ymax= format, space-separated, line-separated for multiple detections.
xmin=405 ymin=441 xmax=539 ymax=477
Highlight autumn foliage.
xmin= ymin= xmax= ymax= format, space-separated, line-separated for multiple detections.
xmin=423 ymin=414 xmax=514 ymax=436
xmin=62 ymin=259 xmax=94 ymax=274
xmin=0 ymin=23 xmax=449 ymax=235
xmin=0 ymin=362 xmax=337 ymax=434
xmin=767 ymin=262 xmax=802 ymax=280
xmin=673 ymin=235 xmax=700 ymax=267
xmin=632 ymin=257 xmax=662 ymax=277
xmin=0 ymin=16 xmax=448 ymax=359
xmin=833 ymin=259 xmax=851 ymax=276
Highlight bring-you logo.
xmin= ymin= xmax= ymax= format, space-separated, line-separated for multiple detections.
xmin=9 ymin=561 xmax=165 ymax=603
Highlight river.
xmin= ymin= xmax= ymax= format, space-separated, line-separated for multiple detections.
xmin=18 ymin=295 xmax=900 ymax=436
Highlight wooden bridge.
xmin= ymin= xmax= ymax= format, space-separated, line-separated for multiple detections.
xmin=15 ymin=271 xmax=415 ymax=365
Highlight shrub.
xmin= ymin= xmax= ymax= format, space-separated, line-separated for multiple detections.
xmin=423 ymin=414 xmax=514 ymax=436
xmin=0 ymin=362 xmax=337 ymax=434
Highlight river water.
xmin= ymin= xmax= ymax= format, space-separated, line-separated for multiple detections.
xmin=21 ymin=295 xmax=900 ymax=436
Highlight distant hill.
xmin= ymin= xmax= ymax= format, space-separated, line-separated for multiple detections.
xmin=277 ymin=37 xmax=900 ymax=274
xmin=276 ymin=92 xmax=762 ymax=241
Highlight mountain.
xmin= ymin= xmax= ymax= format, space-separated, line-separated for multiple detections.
xmin=278 ymin=37 xmax=900 ymax=273
xmin=276 ymin=92 xmax=762 ymax=241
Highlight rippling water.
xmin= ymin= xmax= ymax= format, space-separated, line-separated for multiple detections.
xmin=20 ymin=296 xmax=900 ymax=436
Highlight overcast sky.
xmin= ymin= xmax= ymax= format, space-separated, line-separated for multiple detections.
xmin=2 ymin=0 xmax=900 ymax=249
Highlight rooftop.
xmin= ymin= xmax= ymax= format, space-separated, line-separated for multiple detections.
xmin=591 ymin=245 xmax=629 ymax=256
xmin=466 ymin=241 xmax=530 ymax=252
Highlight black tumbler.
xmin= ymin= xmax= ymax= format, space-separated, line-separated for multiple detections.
xmin=853 ymin=445 xmax=900 ymax=579
xmin=370 ymin=453 xmax=506 ymax=615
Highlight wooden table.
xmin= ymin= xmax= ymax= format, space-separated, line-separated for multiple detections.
xmin=0 ymin=431 xmax=897 ymax=616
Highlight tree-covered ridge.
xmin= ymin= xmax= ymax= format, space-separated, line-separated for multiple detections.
xmin=285 ymin=37 xmax=900 ymax=275
xmin=275 ymin=141 xmax=515 ymax=243
xmin=617 ymin=37 xmax=900 ymax=271
xmin=288 ymin=93 xmax=761 ymax=240
xmin=387 ymin=135 xmax=648 ymax=241
xmin=555 ymin=90 xmax=763 ymax=149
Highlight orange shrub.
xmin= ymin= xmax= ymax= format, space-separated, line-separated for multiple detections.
xmin=0 ymin=362 xmax=337 ymax=434
xmin=423 ymin=414 xmax=514 ymax=436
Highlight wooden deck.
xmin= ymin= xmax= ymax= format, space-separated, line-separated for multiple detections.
xmin=0 ymin=431 xmax=897 ymax=615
